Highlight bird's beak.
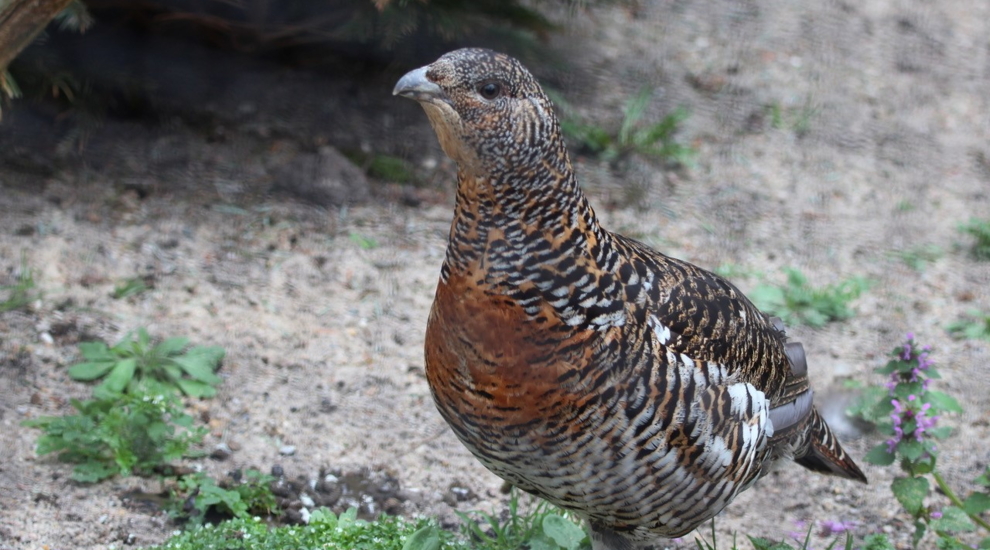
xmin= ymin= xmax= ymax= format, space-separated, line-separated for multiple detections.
xmin=393 ymin=66 xmax=442 ymax=101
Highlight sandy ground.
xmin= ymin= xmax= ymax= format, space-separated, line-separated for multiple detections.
xmin=2 ymin=1 xmax=990 ymax=549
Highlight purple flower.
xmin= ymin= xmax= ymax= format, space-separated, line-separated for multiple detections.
xmin=891 ymin=399 xmax=903 ymax=414
xmin=818 ymin=519 xmax=856 ymax=536
xmin=931 ymin=510 xmax=943 ymax=519
xmin=787 ymin=520 xmax=809 ymax=542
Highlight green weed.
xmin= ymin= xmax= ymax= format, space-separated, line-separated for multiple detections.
xmin=891 ymin=245 xmax=942 ymax=272
xmin=713 ymin=263 xmax=761 ymax=280
xmin=168 ymin=469 xmax=280 ymax=525
xmin=22 ymin=390 xmax=206 ymax=483
xmin=66 ymin=328 xmax=225 ymax=398
xmin=946 ymin=309 xmax=990 ymax=341
xmin=551 ymin=87 xmax=695 ymax=168
xmin=765 ymin=98 xmax=819 ymax=137
xmin=112 ymin=276 xmax=152 ymax=299
xmin=959 ymin=218 xmax=990 ymax=261
xmin=349 ymin=232 xmax=380 ymax=250
xmin=0 ymin=262 xmax=39 ymax=312
xmin=749 ymin=268 xmax=871 ymax=327
xmin=457 ymin=488 xmax=588 ymax=550
xmin=142 ymin=508 xmax=459 ymax=550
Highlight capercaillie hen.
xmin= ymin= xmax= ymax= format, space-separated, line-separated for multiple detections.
xmin=395 ymin=48 xmax=866 ymax=550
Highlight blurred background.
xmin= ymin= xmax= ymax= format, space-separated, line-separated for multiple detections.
xmin=1 ymin=1 xmax=989 ymax=549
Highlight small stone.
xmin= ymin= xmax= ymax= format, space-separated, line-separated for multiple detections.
xmin=39 ymin=332 xmax=54 ymax=345
xmin=319 ymin=397 xmax=337 ymax=414
xmin=210 ymin=443 xmax=232 ymax=461
xmin=279 ymin=445 xmax=296 ymax=456
xmin=383 ymin=497 xmax=402 ymax=515
xmin=271 ymin=464 xmax=285 ymax=478
xmin=284 ymin=509 xmax=304 ymax=525
xmin=299 ymin=493 xmax=315 ymax=508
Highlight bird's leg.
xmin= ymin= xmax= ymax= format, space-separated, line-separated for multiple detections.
xmin=590 ymin=523 xmax=634 ymax=550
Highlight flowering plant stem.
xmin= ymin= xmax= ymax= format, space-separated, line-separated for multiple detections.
xmin=931 ymin=471 xmax=990 ymax=532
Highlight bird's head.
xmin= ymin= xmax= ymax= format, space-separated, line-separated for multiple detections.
xmin=394 ymin=48 xmax=563 ymax=179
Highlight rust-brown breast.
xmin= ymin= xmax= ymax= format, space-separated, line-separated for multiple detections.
xmin=424 ymin=271 xmax=599 ymax=427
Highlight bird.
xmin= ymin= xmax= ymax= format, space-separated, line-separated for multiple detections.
xmin=394 ymin=48 xmax=866 ymax=550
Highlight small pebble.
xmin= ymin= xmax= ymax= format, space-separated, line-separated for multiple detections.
xmin=299 ymin=493 xmax=315 ymax=508
xmin=210 ymin=443 xmax=232 ymax=461
xmin=279 ymin=445 xmax=296 ymax=456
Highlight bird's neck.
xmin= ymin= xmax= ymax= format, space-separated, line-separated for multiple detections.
xmin=440 ymin=161 xmax=614 ymax=286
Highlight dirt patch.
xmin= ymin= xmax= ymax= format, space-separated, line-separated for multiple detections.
xmin=2 ymin=1 xmax=990 ymax=549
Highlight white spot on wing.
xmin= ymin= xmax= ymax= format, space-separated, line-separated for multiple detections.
xmin=649 ymin=314 xmax=672 ymax=345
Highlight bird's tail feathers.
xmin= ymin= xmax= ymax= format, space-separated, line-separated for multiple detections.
xmin=795 ymin=409 xmax=867 ymax=483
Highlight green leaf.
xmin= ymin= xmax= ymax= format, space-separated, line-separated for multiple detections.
xmin=908 ymin=455 xmax=936 ymax=475
xmin=912 ymin=518 xmax=927 ymax=547
xmin=402 ymin=525 xmax=440 ymax=550
xmin=926 ymin=391 xmax=964 ymax=414
xmin=935 ymin=534 xmax=972 ymax=549
xmin=170 ymin=356 xmax=222 ymax=386
xmin=338 ymin=507 xmax=359 ymax=528
xmin=101 ymin=358 xmax=137 ymax=393
xmin=962 ymin=492 xmax=990 ymax=515
xmin=865 ymin=443 xmax=896 ymax=465
xmin=308 ymin=508 xmax=337 ymax=527
xmin=847 ymin=386 xmax=890 ymax=423
xmin=72 ymin=461 xmax=118 ymax=483
xmin=527 ymin=532 xmax=560 ymax=550
xmin=893 ymin=382 xmax=924 ymax=401
xmin=136 ymin=328 xmax=151 ymax=349
xmin=67 ymin=361 xmax=116 ymax=381
xmin=898 ymin=439 xmax=926 ymax=461
xmin=891 ymin=476 xmax=929 ymax=515
xmin=78 ymin=341 xmax=113 ymax=361
xmin=979 ymin=537 xmax=990 ymax=549
xmin=619 ymin=87 xmax=652 ymax=144
xmin=185 ymin=345 xmax=226 ymax=363
xmin=175 ymin=378 xmax=217 ymax=398
xmin=928 ymin=426 xmax=953 ymax=439
xmin=747 ymin=536 xmax=796 ymax=550
xmin=931 ymin=506 xmax=976 ymax=533
xmin=153 ymin=337 xmax=189 ymax=357
xmin=542 ymin=514 xmax=586 ymax=550
xmin=861 ymin=533 xmax=896 ymax=550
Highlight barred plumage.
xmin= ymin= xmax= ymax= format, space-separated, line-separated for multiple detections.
xmin=395 ymin=48 xmax=866 ymax=549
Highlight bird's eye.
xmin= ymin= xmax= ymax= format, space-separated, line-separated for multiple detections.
xmin=478 ymin=82 xmax=502 ymax=100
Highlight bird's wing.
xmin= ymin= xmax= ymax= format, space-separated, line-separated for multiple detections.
xmin=617 ymin=235 xmax=816 ymax=438
xmin=616 ymin=236 xmax=786 ymax=380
